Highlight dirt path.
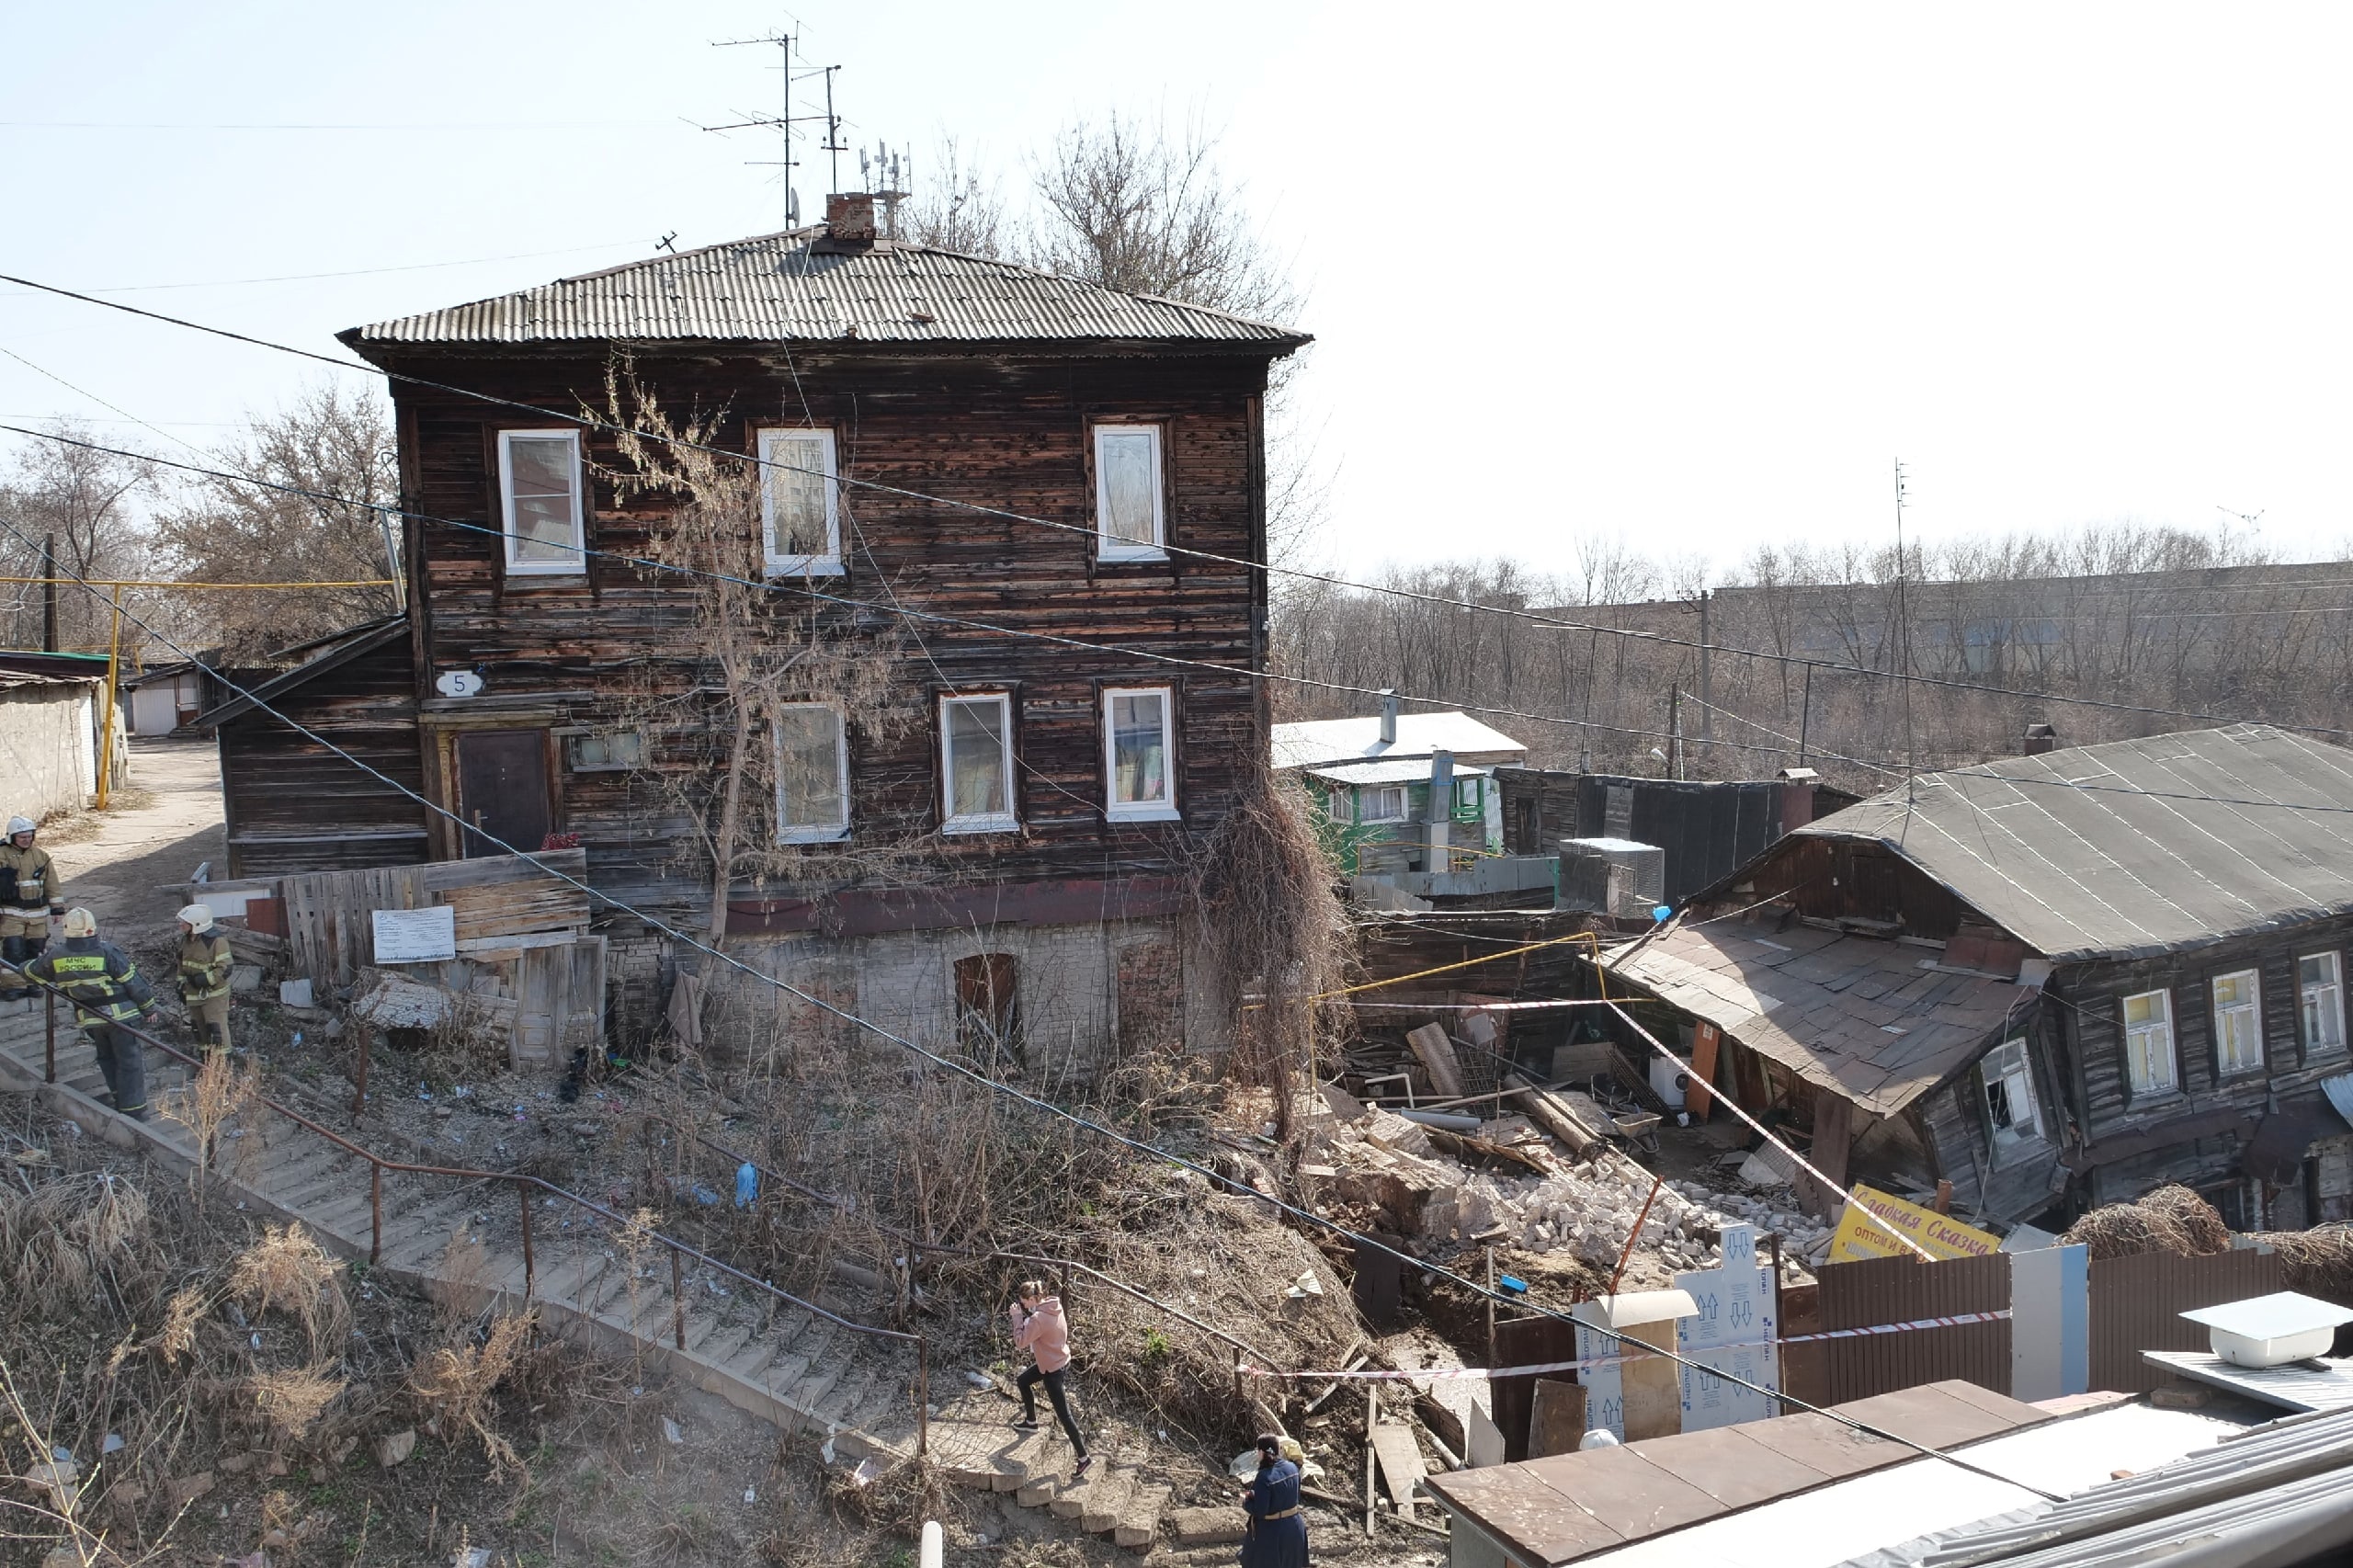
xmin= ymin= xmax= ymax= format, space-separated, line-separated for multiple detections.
xmin=42 ymin=737 xmax=226 ymax=949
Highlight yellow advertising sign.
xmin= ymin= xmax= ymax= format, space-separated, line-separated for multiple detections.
xmin=1826 ymin=1184 xmax=2002 ymax=1263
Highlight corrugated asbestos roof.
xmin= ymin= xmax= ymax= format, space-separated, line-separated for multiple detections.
xmin=344 ymin=230 xmax=1309 ymax=350
xmin=1796 ymin=725 xmax=2353 ymax=964
xmin=1606 ymin=917 xmax=2036 ymax=1115
xmin=1271 ymin=711 xmax=1529 ymax=771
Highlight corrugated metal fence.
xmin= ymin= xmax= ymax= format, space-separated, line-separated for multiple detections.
xmin=1782 ymin=1252 xmax=2012 ymax=1405
xmin=2087 ymin=1247 xmax=2284 ymax=1393
xmin=1780 ymin=1244 xmax=2286 ymax=1403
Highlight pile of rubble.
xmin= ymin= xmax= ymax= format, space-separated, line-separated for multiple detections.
xmin=1311 ymin=1106 xmax=1836 ymax=1278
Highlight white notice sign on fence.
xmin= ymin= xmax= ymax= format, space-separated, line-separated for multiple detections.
xmin=370 ymin=904 xmax=456 ymax=965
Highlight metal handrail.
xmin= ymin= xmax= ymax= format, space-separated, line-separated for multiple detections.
xmin=690 ymin=1129 xmax=1285 ymax=1377
xmin=33 ymin=983 xmax=929 ymax=1453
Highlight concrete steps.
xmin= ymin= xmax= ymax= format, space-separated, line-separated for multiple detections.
xmin=0 ymin=1023 xmax=1174 ymax=1551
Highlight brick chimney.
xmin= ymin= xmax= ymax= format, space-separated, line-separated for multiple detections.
xmin=1777 ymin=766 xmax=1820 ymax=832
xmin=824 ymin=192 xmax=877 ymax=243
xmin=2021 ymin=723 xmax=2058 ymax=756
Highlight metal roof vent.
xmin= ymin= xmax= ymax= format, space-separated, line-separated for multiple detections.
xmin=2181 ymin=1291 xmax=2353 ymax=1368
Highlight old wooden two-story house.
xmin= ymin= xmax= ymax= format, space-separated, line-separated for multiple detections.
xmin=201 ymin=196 xmax=1308 ymax=1067
xmin=1600 ymin=725 xmax=2353 ymax=1231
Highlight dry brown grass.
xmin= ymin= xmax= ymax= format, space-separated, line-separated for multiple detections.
xmin=406 ymin=1308 xmax=535 ymax=1474
xmin=165 ymin=1048 xmax=261 ymax=1194
xmin=249 ymin=1361 xmax=345 ymax=1441
xmin=228 ymin=1222 xmax=346 ymax=1355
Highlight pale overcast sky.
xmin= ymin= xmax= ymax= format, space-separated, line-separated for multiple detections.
xmin=3 ymin=2 xmax=2349 ymax=581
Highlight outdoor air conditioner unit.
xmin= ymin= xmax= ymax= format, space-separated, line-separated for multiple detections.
xmin=1559 ymin=837 xmax=1666 ymax=918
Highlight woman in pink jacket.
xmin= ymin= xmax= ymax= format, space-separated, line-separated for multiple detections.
xmin=1009 ymin=1279 xmax=1092 ymax=1476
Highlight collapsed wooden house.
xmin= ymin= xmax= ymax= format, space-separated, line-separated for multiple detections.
xmin=198 ymin=196 xmax=1309 ymax=1067
xmin=1597 ymin=725 xmax=2353 ymax=1232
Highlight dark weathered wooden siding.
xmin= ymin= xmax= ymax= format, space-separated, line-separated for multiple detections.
xmin=377 ymin=347 xmax=1273 ymax=921
xmin=218 ymin=638 xmax=428 ymax=878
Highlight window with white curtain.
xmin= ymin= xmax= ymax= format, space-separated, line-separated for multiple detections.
xmin=774 ymin=704 xmax=848 ymax=842
xmin=757 ymin=427 xmax=842 ymax=574
xmin=940 ymin=694 xmax=1016 ymax=834
xmin=2211 ymin=970 xmax=2265 ymax=1076
xmin=1103 ymin=687 xmax=1177 ymax=822
xmin=497 ymin=429 xmax=585 ymax=574
xmin=1093 ymin=425 xmax=1165 ymax=560
xmin=2123 ymin=988 xmax=2177 ymax=1096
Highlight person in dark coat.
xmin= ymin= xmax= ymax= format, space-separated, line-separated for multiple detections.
xmin=1238 ymin=1433 xmax=1308 ymax=1568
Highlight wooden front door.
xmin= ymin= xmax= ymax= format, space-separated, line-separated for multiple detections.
xmin=454 ymin=730 xmax=552 ymax=858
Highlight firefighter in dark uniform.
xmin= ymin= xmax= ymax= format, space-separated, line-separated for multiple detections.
xmin=0 ymin=814 xmax=62 ymax=1000
xmin=176 ymin=903 xmax=233 ymax=1056
xmin=27 ymin=908 xmax=157 ymax=1119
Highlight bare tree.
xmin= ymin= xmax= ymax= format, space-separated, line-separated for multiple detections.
xmin=898 ymin=135 xmax=1006 ymax=255
xmin=150 ymin=383 xmax=402 ymax=657
xmin=0 ymin=422 xmax=155 ymax=651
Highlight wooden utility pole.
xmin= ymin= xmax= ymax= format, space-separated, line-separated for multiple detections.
xmin=1697 ymin=589 xmax=1712 ymax=764
xmin=1668 ymin=687 xmax=1683 ymax=779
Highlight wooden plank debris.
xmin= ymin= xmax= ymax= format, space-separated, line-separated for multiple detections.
xmin=1370 ymin=1423 xmax=1428 ymax=1522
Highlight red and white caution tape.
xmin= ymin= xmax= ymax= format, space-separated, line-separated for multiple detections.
xmin=1236 ymin=1309 xmax=2012 ymax=1381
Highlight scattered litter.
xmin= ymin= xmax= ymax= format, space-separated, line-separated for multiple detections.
xmin=691 ymin=1184 xmax=721 ymax=1207
xmin=662 ymin=1417 xmax=683 ymax=1446
xmin=735 ymin=1163 xmax=759 ymax=1208
xmin=453 ymin=1085 xmax=472 ymax=1097
xmin=1285 ymin=1270 xmax=1323 ymax=1299
xmin=851 ymin=1456 xmax=883 ymax=1487
xmin=743 ymin=1486 xmax=756 ymax=1505
xmin=461 ymin=1550 xmax=492 ymax=1568
xmin=289 ymin=1031 xmax=303 ymax=1048
xmin=1499 ymin=1275 xmax=1529 ymax=1295
xmin=249 ymin=1333 xmax=262 ymax=1349
xmin=101 ymin=1433 xmax=123 ymax=1455
xmin=964 ymin=1370 xmax=994 ymax=1390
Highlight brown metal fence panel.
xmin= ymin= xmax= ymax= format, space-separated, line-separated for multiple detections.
xmin=2086 ymin=1247 xmax=2284 ymax=1394
xmin=1797 ymin=1253 xmax=2013 ymax=1404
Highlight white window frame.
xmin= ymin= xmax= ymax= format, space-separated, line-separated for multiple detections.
xmin=2122 ymin=987 xmax=2178 ymax=1097
xmin=1982 ymin=1037 xmax=2044 ymax=1157
xmin=2302 ymin=951 xmax=2347 ymax=1055
xmin=2211 ymin=969 xmax=2266 ymax=1077
xmin=939 ymin=693 xmax=1017 ymax=835
xmin=1102 ymin=686 xmax=1180 ymax=824
xmin=773 ymin=702 xmax=850 ymax=844
xmin=756 ymin=426 xmax=845 ymax=576
xmin=496 ymin=428 xmax=585 ymax=576
xmin=1091 ymin=424 xmax=1166 ymax=562
xmin=1358 ymin=785 xmax=1409 ymax=824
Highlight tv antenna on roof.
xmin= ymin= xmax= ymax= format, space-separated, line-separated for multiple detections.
xmin=705 ymin=29 xmax=832 ymax=227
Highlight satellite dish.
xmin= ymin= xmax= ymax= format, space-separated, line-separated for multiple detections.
xmin=435 ymin=669 xmax=483 ymax=699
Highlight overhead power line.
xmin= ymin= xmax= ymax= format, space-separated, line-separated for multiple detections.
xmin=0 ymin=506 xmax=2062 ymax=1502
xmin=4 ymin=270 xmax=2345 ymax=743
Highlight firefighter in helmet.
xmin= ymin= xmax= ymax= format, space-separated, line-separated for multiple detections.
xmin=176 ymin=903 xmax=233 ymax=1056
xmin=26 ymin=908 xmax=157 ymax=1119
xmin=0 ymin=815 xmax=62 ymax=1000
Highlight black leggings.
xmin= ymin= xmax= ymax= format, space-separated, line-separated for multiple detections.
xmin=1017 ymin=1365 xmax=1086 ymax=1456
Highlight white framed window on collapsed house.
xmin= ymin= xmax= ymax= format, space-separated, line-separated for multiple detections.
xmin=756 ymin=427 xmax=844 ymax=575
xmin=774 ymin=703 xmax=849 ymax=843
xmin=2302 ymin=952 xmax=2347 ymax=1055
xmin=1092 ymin=424 xmax=1165 ymax=562
xmin=1102 ymin=687 xmax=1179 ymax=823
xmin=497 ymin=429 xmax=585 ymax=575
xmin=939 ymin=693 xmax=1017 ymax=834
xmin=1358 ymin=785 xmax=1409 ymax=824
xmin=1982 ymin=1037 xmax=2043 ymax=1156
xmin=2122 ymin=987 xmax=2178 ymax=1096
xmin=2211 ymin=969 xmax=2266 ymax=1077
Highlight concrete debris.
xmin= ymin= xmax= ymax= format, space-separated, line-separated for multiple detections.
xmin=278 ymin=978 xmax=313 ymax=1009
xmin=352 ymin=971 xmax=455 ymax=1030
xmin=1320 ymin=1109 xmax=1835 ymax=1272
xmin=230 ymin=962 xmax=264 ymax=994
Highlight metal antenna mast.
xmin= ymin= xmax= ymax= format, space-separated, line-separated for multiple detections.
xmin=706 ymin=31 xmax=803 ymax=225
xmin=821 ymin=64 xmax=848 ymax=196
